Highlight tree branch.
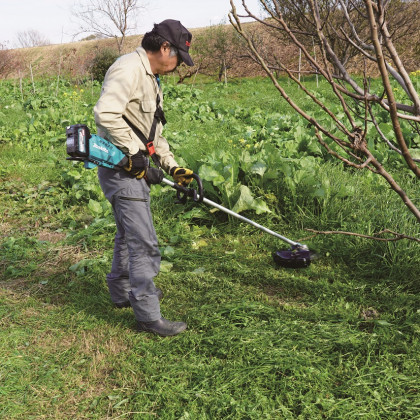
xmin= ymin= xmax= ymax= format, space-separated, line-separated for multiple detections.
xmin=364 ymin=0 xmax=420 ymax=178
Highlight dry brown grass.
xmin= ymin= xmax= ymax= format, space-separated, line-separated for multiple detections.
xmin=0 ymin=221 xmax=13 ymax=238
xmin=37 ymin=230 xmax=67 ymax=243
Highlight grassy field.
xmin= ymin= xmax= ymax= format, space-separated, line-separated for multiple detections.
xmin=0 ymin=75 xmax=419 ymax=419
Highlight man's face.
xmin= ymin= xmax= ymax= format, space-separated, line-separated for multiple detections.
xmin=156 ymin=45 xmax=181 ymax=75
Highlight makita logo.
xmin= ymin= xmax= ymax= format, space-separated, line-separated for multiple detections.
xmin=93 ymin=143 xmax=108 ymax=153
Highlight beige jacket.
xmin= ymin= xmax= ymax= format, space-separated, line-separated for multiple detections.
xmin=94 ymin=47 xmax=178 ymax=173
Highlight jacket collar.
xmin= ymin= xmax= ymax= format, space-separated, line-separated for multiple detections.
xmin=136 ymin=47 xmax=154 ymax=77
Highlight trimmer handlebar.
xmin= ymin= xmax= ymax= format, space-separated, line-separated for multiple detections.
xmin=162 ymin=173 xmax=203 ymax=204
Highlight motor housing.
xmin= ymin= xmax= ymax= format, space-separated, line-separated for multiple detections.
xmin=272 ymin=249 xmax=312 ymax=268
xmin=66 ymin=124 xmax=90 ymax=159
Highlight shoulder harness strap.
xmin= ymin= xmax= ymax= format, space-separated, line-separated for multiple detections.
xmin=122 ymin=92 xmax=166 ymax=168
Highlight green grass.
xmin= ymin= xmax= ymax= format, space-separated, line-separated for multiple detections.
xmin=0 ymin=76 xmax=419 ymax=419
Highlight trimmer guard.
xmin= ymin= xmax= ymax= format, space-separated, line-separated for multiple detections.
xmin=272 ymin=248 xmax=315 ymax=268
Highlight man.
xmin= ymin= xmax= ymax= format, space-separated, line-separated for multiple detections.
xmin=94 ymin=20 xmax=194 ymax=337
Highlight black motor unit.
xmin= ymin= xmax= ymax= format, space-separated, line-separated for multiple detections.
xmin=66 ymin=124 xmax=91 ymax=159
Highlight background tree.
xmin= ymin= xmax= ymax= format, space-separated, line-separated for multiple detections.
xmin=229 ymin=0 xmax=420 ymax=224
xmin=209 ymin=22 xmax=236 ymax=83
xmin=90 ymin=47 xmax=120 ymax=82
xmin=73 ymin=0 xmax=146 ymax=54
xmin=16 ymin=29 xmax=50 ymax=48
xmin=186 ymin=22 xmax=245 ymax=84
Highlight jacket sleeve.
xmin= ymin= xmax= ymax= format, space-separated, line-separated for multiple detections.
xmin=94 ymin=58 xmax=140 ymax=156
xmin=154 ymin=132 xmax=178 ymax=173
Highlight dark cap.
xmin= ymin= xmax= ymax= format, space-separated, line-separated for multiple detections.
xmin=154 ymin=19 xmax=194 ymax=66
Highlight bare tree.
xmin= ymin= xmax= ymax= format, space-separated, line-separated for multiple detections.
xmin=73 ymin=0 xmax=146 ymax=53
xmin=181 ymin=22 xmax=245 ymax=84
xmin=229 ymin=0 xmax=420 ymax=222
xmin=16 ymin=29 xmax=50 ymax=48
xmin=207 ymin=22 xmax=241 ymax=83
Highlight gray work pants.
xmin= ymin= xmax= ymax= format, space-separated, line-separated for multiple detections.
xmin=98 ymin=166 xmax=161 ymax=322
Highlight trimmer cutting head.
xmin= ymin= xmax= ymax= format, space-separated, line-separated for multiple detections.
xmin=272 ymin=245 xmax=318 ymax=268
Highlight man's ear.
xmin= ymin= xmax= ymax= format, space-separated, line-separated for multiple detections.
xmin=161 ymin=42 xmax=171 ymax=54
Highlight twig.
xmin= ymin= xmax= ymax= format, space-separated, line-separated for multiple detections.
xmin=19 ymin=70 xmax=24 ymax=100
xmin=369 ymin=109 xmax=420 ymax=163
xmin=304 ymin=228 xmax=420 ymax=242
xmin=30 ymin=63 xmax=35 ymax=94
xmin=56 ymin=50 xmax=63 ymax=97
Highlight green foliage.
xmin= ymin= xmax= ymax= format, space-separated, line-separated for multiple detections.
xmin=0 ymin=76 xmax=419 ymax=419
xmin=90 ymin=48 xmax=119 ymax=82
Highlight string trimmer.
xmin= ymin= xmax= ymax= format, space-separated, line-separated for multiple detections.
xmin=65 ymin=124 xmax=316 ymax=268
xmin=163 ymin=174 xmax=317 ymax=269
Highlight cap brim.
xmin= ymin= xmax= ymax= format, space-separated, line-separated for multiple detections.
xmin=179 ymin=50 xmax=194 ymax=67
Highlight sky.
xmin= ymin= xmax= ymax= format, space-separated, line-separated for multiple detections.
xmin=0 ymin=0 xmax=264 ymax=48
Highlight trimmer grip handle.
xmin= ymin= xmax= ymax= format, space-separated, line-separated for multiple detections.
xmin=175 ymin=173 xmax=203 ymax=204
xmin=191 ymin=173 xmax=203 ymax=203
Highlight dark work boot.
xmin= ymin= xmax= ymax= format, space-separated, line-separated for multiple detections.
xmin=114 ymin=288 xmax=163 ymax=308
xmin=137 ymin=318 xmax=187 ymax=337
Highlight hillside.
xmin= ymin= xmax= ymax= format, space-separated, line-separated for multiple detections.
xmin=0 ymin=18 xmax=419 ymax=82
xmin=0 ymin=34 xmax=147 ymax=81
xmin=0 ymin=25 xmax=266 ymax=81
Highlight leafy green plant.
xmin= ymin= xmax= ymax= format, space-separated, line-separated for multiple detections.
xmin=199 ymin=150 xmax=270 ymax=214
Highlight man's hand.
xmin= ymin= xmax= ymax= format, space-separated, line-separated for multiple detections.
xmin=170 ymin=167 xmax=194 ymax=186
xmin=124 ymin=151 xmax=148 ymax=179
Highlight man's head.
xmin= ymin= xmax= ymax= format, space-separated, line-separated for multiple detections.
xmin=142 ymin=19 xmax=193 ymax=75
